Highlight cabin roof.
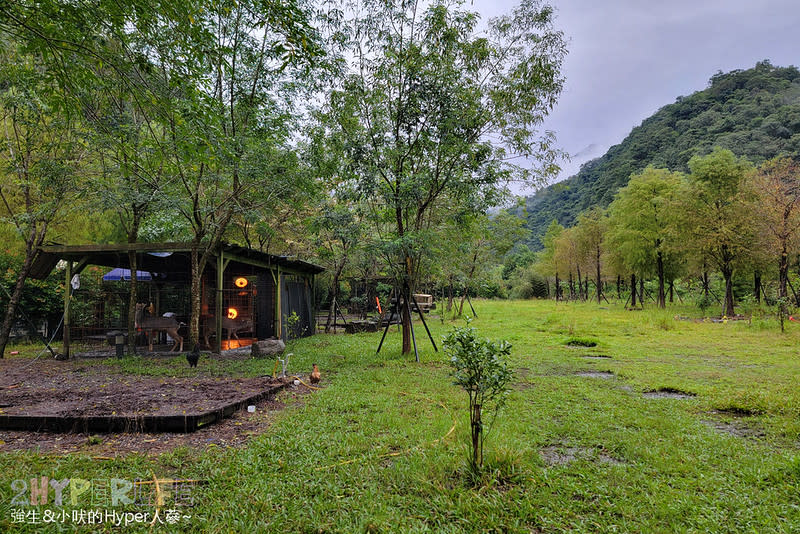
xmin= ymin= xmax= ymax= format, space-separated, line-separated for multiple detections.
xmin=30 ymin=242 xmax=324 ymax=279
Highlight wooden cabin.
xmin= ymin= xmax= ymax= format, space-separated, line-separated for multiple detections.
xmin=29 ymin=242 xmax=323 ymax=356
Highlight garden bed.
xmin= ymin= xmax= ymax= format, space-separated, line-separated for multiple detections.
xmin=0 ymin=356 xmax=288 ymax=434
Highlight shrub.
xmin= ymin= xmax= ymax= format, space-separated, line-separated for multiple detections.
xmin=444 ymin=321 xmax=513 ymax=473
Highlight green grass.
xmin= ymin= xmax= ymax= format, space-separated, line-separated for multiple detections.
xmin=2 ymin=300 xmax=800 ymax=532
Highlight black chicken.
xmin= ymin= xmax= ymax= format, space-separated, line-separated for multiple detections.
xmin=186 ymin=345 xmax=200 ymax=368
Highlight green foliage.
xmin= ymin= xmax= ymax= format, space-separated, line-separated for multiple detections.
xmin=444 ymin=321 xmax=513 ymax=472
xmin=525 ymin=61 xmax=800 ymax=248
xmin=510 ymin=264 xmax=549 ymax=299
xmin=283 ymin=311 xmax=305 ymax=343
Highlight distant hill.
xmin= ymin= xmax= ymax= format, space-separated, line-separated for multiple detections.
xmin=524 ymin=61 xmax=800 ymax=249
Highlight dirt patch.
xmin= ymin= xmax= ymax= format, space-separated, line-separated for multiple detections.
xmin=702 ymin=410 xmax=765 ymax=440
xmin=581 ymin=355 xmax=611 ymax=360
xmin=642 ymin=388 xmax=696 ymax=400
xmin=0 ymin=355 xmax=318 ymax=454
xmin=576 ymin=371 xmax=615 ymax=379
xmin=0 ymin=387 xmax=313 ymax=455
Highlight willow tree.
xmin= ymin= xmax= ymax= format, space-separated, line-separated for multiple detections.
xmin=321 ymin=0 xmax=565 ymax=354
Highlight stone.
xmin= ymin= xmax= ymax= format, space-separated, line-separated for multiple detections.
xmin=251 ymin=338 xmax=285 ymax=358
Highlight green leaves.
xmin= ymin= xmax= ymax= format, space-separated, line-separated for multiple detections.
xmin=446 ymin=324 xmax=513 ymax=399
xmin=444 ymin=321 xmax=513 ymax=470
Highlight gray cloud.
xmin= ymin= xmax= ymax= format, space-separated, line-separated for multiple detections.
xmin=475 ymin=0 xmax=800 ymax=194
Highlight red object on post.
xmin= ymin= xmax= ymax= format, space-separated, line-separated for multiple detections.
xmin=376 ymin=297 xmax=382 ymax=315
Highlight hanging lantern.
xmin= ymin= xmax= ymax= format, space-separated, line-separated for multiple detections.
xmin=234 ymin=277 xmax=249 ymax=288
xmin=227 ymin=308 xmax=238 ymax=319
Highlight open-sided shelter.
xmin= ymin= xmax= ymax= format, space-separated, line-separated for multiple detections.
xmin=30 ymin=242 xmax=323 ymax=356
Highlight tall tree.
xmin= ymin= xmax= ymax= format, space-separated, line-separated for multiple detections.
xmin=680 ymin=148 xmax=754 ymax=316
xmin=747 ymin=157 xmax=800 ymax=300
xmin=0 ymin=47 xmax=85 ymax=357
xmin=574 ymin=208 xmax=608 ymax=303
xmin=323 ymin=0 xmax=565 ymax=353
xmin=607 ymin=167 xmax=682 ymax=308
xmin=533 ymin=219 xmax=564 ymax=300
xmin=311 ymin=201 xmax=363 ymax=332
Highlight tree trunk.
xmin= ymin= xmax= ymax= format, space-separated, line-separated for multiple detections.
xmin=630 ymin=273 xmax=636 ymax=308
xmin=471 ymin=402 xmax=482 ymax=469
xmin=127 ymin=250 xmax=139 ymax=356
xmin=190 ymin=248 xmax=202 ymax=349
xmin=639 ymin=277 xmax=645 ymax=309
xmin=617 ymin=275 xmax=622 ymax=300
xmin=555 ymin=272 xmax=560 ymax=302
xmin=595 ymin=247 xmax=602 ymax=304
xmin=656 ymin=250 xmax=666 ymax=308
xmin=779 ymin=247 xmax=788 ymax=299
xmin=669 ymin=280 xmax=674 ymax=303
xmin=722 ymin=266 xmax=735 ymax=317
xmin=401 ymin=256 xmax=412 ymax=355
xmin=568 ymin=272 xmax=575 ymax=300
xmin=446 ymin=279 xmax=453 ymax=312
xmin=324 ymin=261 xmax=345 ymax=333
xmin=0 ymin=223 xmax=47 ymax=359
xmin=576 ymin=267 xmax=583 ymax=301
xmin=754 ymin=271 xmax=762 ymax=303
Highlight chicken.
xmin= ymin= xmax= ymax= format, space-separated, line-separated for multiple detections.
xmin=310 ymin=363 xmax=321 ymax=384
xmin=186 ymin=345 xmax=200 ymax=368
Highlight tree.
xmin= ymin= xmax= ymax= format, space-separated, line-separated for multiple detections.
xmin=747 ymin=157 xmax=800 ymax=300
xmin=136 ymin=0 xmax=321 ymax=346
xmin=574 ymin=208 xmax=608 ymax=303
xmin=553 ymin=226 xmax=581 ymax=300
xmin=607 ymin=167 xmax=683 ymax=308
xmin=0 ymin=46 xmax=85 ymax=357
xmin=3 ymin=0 xmax=322 ymax=348
xmin=680 ymin=148 xmax=754 ymax=316
xmin=534 ymin=219 xmax=564 ymax=300
xmin=311 ymin=202 xmax=363 ymax=332
xmin=445 ymin=322 xmax=513 ymax=473
xmin=323 ymin=0 xmax=566 ymax=353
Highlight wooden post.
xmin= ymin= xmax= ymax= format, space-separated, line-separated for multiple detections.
xmin=63 ymin=261 xmax=71 ymax=359
xmin=216 ymin=250 xmax=224 ymax=354
xmin=276 ymin=267 xmax=282 ymax=340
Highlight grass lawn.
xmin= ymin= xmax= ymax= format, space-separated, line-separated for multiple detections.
xmin=1 ymin=299 xmax=799 ymax=533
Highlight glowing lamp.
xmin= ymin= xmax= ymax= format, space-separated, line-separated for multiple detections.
xmin=234 ymin=277 xmax=249 ymax=288
xmin=227 ymin=308 xmax=238 ymax=319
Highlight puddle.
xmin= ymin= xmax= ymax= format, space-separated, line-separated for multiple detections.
xmin=540 ymin=446 xmax=585 ymax=466
xmin=702 ymin=410 xmax=765 ymax=439
xmin=576 ymin=371 xmax=615 ymax=379
xmin=702 ymin=420 xmax=765 ymax=439
xmin=540 ymin=445 xmax=626 ymax=467
xmin=642 ymin=388 xmax=696 ymax=399
xmin=565 ymin=338 xmax=598 ymax=348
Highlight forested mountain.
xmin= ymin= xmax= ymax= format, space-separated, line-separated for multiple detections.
xmin=524 ymin=61 xmax=800 ymax=249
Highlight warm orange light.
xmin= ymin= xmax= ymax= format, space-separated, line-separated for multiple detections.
xmin=227 ymin=308 xmax=238 ymax=319
xmin=234 ymin=277 xmax=249 ymax=288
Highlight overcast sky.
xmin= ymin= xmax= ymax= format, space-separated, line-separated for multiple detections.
xmin=475 ymin=0 xmax=800 ymax=195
